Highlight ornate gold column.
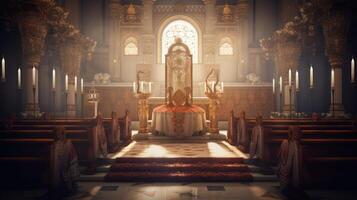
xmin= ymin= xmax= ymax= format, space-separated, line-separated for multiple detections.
xmin=322 ymin=7 xmax=350 ymax=116
xmin=16 ymin=1 xmax=49 ymax=116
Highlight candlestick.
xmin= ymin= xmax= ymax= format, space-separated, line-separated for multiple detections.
xmin=279 ymin=76 xmax=282 ymax=94
xmin=65 ymin=74 xmax=68 ymax=92
xmin=295 ymin=70 xmax=299 ymax=91
xmin=310 ymin=65 xmax=314 ymax=88
xmin=74 ymin=75 xmax=78 ymax=93
xmin=288 ymin=68 xmax=292 ymax=88
xmin=81 ymin=78 xmax=84 ymax=94
xmin=52 ymin=68 xmax=56 ymax=90
xmin=32 ymin=66 xmax=36 ymax=88
xmin=352 ymin=58 xmax=355 ymax=83
xmin=17 ymin=68 xmax=21 ymax=89
xmin=272 ymin=78 xmax=276 ymax=94
xmin=1 ymin=57 xmax=5 ymax=81
xmin=331 ymin=68 xmax=335 ymax=89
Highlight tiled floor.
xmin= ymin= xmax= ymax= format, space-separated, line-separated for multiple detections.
xmin=110 ymin=141 xmax=247 ymax=158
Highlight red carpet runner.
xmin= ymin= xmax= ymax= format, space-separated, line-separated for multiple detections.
xmin=105 ymin=157 xmax=253 ymax=182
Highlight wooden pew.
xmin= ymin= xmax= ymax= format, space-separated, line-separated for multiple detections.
xmin=278 ymin=137 xmax=357 ymax=188
xmin=0 ymin=138 xmax=54 ymax=187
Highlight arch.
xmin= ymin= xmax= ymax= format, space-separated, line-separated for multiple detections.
xmin=219 ymin=37 xmax=234 ymax=56
xmin=157 ymin=15 xmax=202 ymax=64
xmin=124 ymin=37 xmax=138 ymax=56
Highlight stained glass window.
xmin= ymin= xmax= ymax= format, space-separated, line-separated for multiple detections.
xmin=124 ymin=37 xmax=138 ymax=55
xmin=219 ymin=37 xmax=233 ymax=56
xmin=162 ymin=20 xmax=198 ymax=63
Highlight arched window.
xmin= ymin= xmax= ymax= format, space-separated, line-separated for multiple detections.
xmin=124 ymin=37 xmax=138 ymax=55
xmin=219 ymin=37 xmax=233 ymax=56
xmin=161 ymin=20 xmax=198 ymax=63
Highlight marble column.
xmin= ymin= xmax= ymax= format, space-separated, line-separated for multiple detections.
xmin=236 ymin=0 xmax=249 ymax=81
xmin=59 ymin=42 xmax=82 ymax=117
xmin=66 ymin=76 xmax=77 ymax=117
xmin=17 ymin=9 xmax=48 ymax=116
xmin=322 ymin=8 xmax=349 ymax=116
xmin=108 ymin=0 xmax=121 ymax=81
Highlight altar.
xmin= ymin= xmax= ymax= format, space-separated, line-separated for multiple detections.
xmin=151 ymin=105 xmax=206 ymax=137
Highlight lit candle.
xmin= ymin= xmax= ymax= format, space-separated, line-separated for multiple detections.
xmin=74 ymin=75 xmax=78 ymax=93
xmin=81 ymin=78 xmax=84 ymax=94
xmin=133 ymin=82 xmax=136 ymax=93
xmin=352 ymin=58 xmax=355 ymax=83
xmin=32 ymin=66 xmax=36 ymax=88
xmin=140 ymin=81 xmax=143 ymax=93
xmin=149 ymin=82 xmax=152 ymax=93
xmin=1 ymin=57 xmax=5 ymax=81
xmin=272 ymin=78 xmax=275 ymax=94
xmin=279 ymin=76 xmax=282 ymax=94
xmin=309 ymin=65 xmax=314 ymax=88
xmin=17 ymin=68 xmax=21 ymax=89
xmin=52 ymin=69 xmax=56 ymax=90
xmin=65 ymin=74 xmax=68 ymax=92
xmin=295 ymin=70 xmax=299 ymax=91
xmin=331 ymin=68 xmax=335 ymax=89
xmin=288 ymin=68 xmax=292 ymax=88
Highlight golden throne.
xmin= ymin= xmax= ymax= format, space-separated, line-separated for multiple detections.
xmin=165 ymin=37 xmax=193 ymax=106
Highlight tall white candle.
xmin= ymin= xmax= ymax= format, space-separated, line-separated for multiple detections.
xmin=288 ymin=68 xmax=292 ymax=87
xmin=221 ymin=82 xmax=224 ymax=92
xmin=52 ymin=69 xmax=56 ymax=90
xmin=331 ymin=68 xmax=335 ymax=89
xmin=81 ymin=78 xmax=84 ymax=94
xmin=149 ymin=82 xmax=152 ymax=93
xmin=32 ymin=66 xmax=36 ymax=88
xmin=272 ymin=78 xmax=276 ymax=94
xmin=65 ymin=74 xmax=68 ymax=92
xmin=279 ymin=76 xmax=282 ymax=94
xmin=309 ymin=65 xmax=314 ymax=88
xmin=295 ymin=70 xmax=299 ymax=91
xmin=140 ymin=81 xmax=144 ymax=93
xmin=17 ymin=68 xmax=21 ymax=89
xmin=74 ymin=76 xmax=78 ymax=93
xmin=1 ymin=57 xmax=5 ymax=81
xmin=352 ymin=58 xmax=355 ymax=83
xmin=133 ymin=82 xmax=136 ymax=93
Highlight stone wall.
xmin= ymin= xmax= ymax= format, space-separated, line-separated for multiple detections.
xmin=83 ymin=83 xmax=273 ymax=121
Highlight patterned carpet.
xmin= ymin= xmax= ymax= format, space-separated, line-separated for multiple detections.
xmin=110 ymin=141 xmax=247 ymax=158
xmin=106 ymin=141 xmax=251 ymax=182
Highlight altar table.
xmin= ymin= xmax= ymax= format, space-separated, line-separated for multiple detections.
xmin=151 ymin=105 xmax=206 ymax=137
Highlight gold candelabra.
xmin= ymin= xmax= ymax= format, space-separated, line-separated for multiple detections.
xmin=133 ymin=81 xmax=152 ymax=134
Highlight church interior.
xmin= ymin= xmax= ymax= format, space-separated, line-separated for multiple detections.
xmin=1 ymin=0 xmax=357 ymax=199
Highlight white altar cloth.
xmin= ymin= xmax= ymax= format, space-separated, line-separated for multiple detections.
xmin=151 ymin=105 xmax=206 ymax=137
